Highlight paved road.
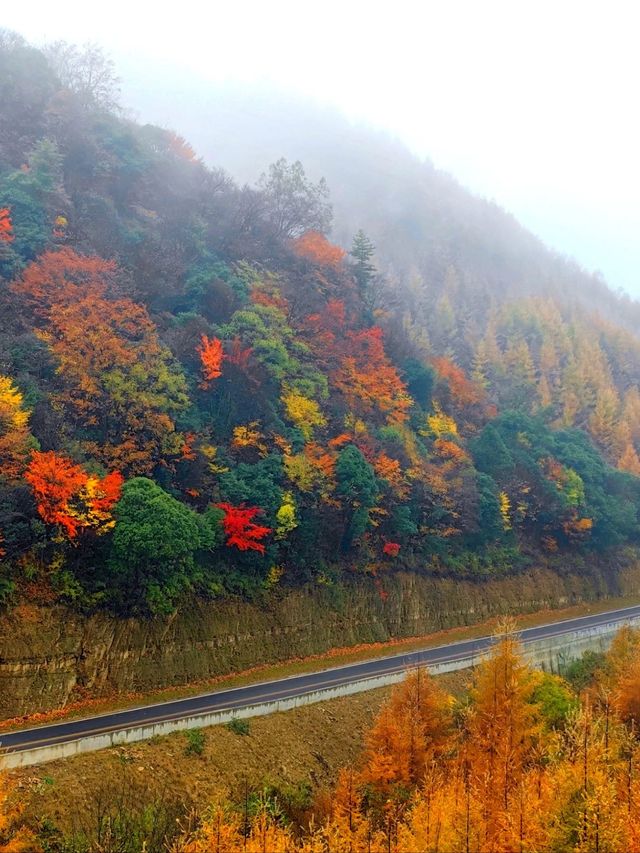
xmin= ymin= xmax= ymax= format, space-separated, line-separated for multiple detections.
xmin=3 ymin=604 xmax=640 ymax=755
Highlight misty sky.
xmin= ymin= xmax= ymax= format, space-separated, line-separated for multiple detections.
xmin=3 ymin=0 xmax=639 ymax=295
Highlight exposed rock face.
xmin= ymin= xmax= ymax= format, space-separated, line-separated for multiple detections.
xmin=1 ymin=564 xmax=638 ymax=719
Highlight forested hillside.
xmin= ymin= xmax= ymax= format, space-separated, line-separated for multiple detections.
xmin=2 ymin=32 xmax=640 ymax=616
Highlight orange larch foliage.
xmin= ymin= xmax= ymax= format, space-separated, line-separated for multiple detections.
xmin=214 ymin=503 xmax=271 ymax=554
xmin=304 ymin=441 xmax=337 ymax=479
xmin=24 ymin=451 xmax=123 ymax=539
xmin=328 ymin=433 xmax=352 ymax=449
xmin=431 ymin=355 xmax=483 ymax=408
xmin=0 ymin=767 xmax=39 ymax=852
xmin=360 ymin=669 xmax=452 ymax=797
xmin=333 ymin=327 xmax=413 ymax=425
xmin=198 ymin=335 xmax=224 ymax=386
xmin=250 ymin=282 xmax=289 ymax=312
xmin=224 ymin=336 xmax=253 ymax=370
xmin=433 ymin=437 xmax=468 ymax=462
xmin=0 ymin=207 xmax=14 ymax=243
xmin=12 ymin=248 xmax=117 ymax=312
xmin=291 ymin=230 xmax=346 ymax=267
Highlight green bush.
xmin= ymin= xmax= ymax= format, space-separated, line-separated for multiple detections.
xmin=226 ymin=717 xmax=251 ymax=736
xmin=184 ymin=728 xmax=206 ymax=756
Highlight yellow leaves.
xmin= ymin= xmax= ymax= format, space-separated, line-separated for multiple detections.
xmin=275 ymin=491 xmax=298 ymax=539
xmin=284 ymin=453 xmax=317 ymax=493
xmin=0 ymin=377 xmax=29 ymax=432
xmin=0 ymin=375 xmax=35 ymax=481
xmin=231 ymin=422 xmax=267 ymax=456
xmin=200 ymin=444 xmax=229 ymax=474
xmin=421 ymin=402 xmax=458 ymax=438
xmin=281 ymin=390 xmax=326 ymax=441
xmin=499 ymin=490 xmax=512 ymax=530
xmin=343 ymin=413 xmax=368 ymax=436
xmin=264 ymin=564 xmax=285 ymax=588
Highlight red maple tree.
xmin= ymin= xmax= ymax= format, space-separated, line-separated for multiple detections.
xmin=214 ymin=502 xmax=271 ymax=554
xmin=25 ymin=451 xmax=123 ymax=538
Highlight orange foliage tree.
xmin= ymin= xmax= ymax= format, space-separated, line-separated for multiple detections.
xmin=431 ymin=355 xmax=483 ymax=409
xmin=24 ymin=451 xmax=123 ymax=539
xmin=13 ymin=248 xmax=117 ymax=311
xmin=292 ymin=230 xmax=346 ymax=267
xmin=198 ymin=335 xmax=224 ymax=386
xmin=334 ymin=327 xmax=413 ymax=425
xmin=0 ymin=208 xmax=14 ymax=243
xmin=12 ymin=250 xmax=189 ymax=473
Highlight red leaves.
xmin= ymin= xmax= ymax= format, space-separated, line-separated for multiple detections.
xmin=383 ymin=541 xmax=401 ymax=557
xmin=0 ymin=207 xmax=13 ymax=243
xmin=198 ymin=335 xmax=224 ymax=386
xmin=292 ymin=231 xmax=346 ymax=267
xmin=215 ymin=502 xmax=271 ymax=554
xmin=25 ymin=451 xmax=123 ymax=539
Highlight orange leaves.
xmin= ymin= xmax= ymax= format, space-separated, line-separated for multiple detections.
xmin=25 ymin=451 xmax=123 ymax=539
xmin=562 ymin=515 xmax=593 ymax=539
xmin=333 ymin=327 xmax=413 ymax=425
xmin=433 ymin=438 xmax=468 ymax=462
xmin=198 ymin=335 xmax=224 ymax=386
xmin=292 ymin=230 xmax=346 ymax=267
xmin=0 ymin=207 xmax=13 ymax=243
xmin=214 ymin=503 xmax=271 ymax=554
xmin=374 ymin=451 xmax=408 ymax=498
xmin=225 ymin=336 xmax=253 ymax=370
xmin=431 ymin=355 xmax=483 ymax=408
xmin=12 ymin=248 xmax=117 ymax=314
xmin=13 ymin=251 xmax=188 ymax=474
xmin=231 ymin=422 xmax=268 ymax=457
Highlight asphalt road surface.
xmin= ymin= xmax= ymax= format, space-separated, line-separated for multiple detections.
xmin=3 ymin=603 xmax=640 ymax=755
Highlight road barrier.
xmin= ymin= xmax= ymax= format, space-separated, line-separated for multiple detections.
xmin=2 ymin=615 xmax=638 ymax=769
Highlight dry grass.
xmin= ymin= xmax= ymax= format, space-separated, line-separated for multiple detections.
xmin=13 ymin=670 xmax=469 ymax=838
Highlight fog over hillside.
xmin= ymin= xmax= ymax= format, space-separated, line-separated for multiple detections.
xmin=122 ymin=75 xmax=640 ymax=332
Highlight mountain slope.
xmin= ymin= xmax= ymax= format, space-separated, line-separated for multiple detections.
xmin=1 ymin=32 xmax=640 ymax=617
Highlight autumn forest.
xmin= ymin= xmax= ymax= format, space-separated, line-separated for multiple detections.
xmin=4 ymin=22 xmax=640 ymax=853
xmin=2 ymin=34 xmax=640 ymax=617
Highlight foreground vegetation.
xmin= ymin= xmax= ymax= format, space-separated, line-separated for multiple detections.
xmin=4 ymin=626 xmax=640 ymax=851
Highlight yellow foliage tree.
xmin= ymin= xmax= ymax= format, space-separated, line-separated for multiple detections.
xmin=275 ymin=491 xmax=298 ymax=539
xmin=0 ymin=376 xmax=35 ymax=481
xmin=281 ymin=390 xmax=326 ymax=440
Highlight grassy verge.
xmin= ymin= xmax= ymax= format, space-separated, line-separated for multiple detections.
xmin=11 ymin=669 xmax=470 ymax=841
xmin=2 ymin=593 xmax=638 ymax=733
